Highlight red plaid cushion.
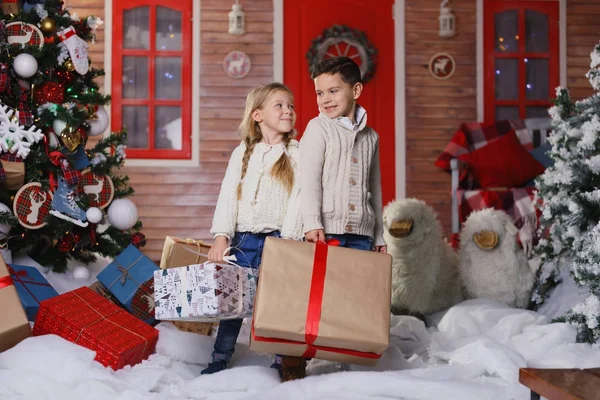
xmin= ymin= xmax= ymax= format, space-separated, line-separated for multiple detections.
xmin=458 ymin=130 xmax=545 ymax=188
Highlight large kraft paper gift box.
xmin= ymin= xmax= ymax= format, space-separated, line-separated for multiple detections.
xmin=159 ymin=236 xmax=211 ymax=269
xmin=0 ymin=256 xmax=32 ymax=352
xmin=250 ymin=237 xmax=392 ymax=366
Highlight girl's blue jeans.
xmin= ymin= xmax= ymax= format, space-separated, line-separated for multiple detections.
xmin=211 ymin=231 xmax=280 ymax=363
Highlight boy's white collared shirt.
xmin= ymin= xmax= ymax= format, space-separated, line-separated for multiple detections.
xmin=335 ymin=105 xmax=367 ymax=133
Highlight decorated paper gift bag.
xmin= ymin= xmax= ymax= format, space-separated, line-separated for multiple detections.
xmin=250 ymin=237 xmax=392 ymax=366
xmin=154 ymin=262 xmax=257 ymax=321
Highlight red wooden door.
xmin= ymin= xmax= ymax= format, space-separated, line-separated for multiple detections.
xmin=284 ymin=0 xmax=396 ymax=205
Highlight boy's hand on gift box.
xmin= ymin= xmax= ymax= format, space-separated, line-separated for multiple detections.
xmin=209 ymin=236 xmax=229 ymax=263
xmin=305 ymin=229 xmax=325 ymax=243
xmin=375 ymin=245 xmax=387 ymax=253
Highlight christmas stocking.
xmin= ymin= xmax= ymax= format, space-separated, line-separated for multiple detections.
xmin=58 ymin=26 xmax=89 ymax=75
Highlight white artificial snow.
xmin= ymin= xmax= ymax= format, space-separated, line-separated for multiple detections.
xmin=0 ymin=255 xmax=599 ymax=400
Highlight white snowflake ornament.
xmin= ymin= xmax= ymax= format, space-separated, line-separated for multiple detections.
xmin=0 ymin=104 xmax=43 ymax=159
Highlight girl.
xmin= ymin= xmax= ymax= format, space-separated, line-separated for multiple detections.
xmin=202 ymin=83 xmax=304 ymax=378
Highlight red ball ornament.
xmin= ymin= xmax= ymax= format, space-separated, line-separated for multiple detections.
xmin=34 ymin=82 xmax=65 ymax=105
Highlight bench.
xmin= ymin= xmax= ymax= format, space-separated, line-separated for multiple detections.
xmin=519 ymin=367 xmax=600 ymax=400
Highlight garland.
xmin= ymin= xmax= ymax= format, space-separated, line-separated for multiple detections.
xmin=306 ymin=24 xmax=378 ymax=83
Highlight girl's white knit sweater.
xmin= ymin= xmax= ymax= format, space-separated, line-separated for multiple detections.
xmin=210 ymin=140 xmax=303 ymax=241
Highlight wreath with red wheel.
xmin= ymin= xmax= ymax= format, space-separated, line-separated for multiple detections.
xmin=306 ymin=24 xmax=378 ymax=83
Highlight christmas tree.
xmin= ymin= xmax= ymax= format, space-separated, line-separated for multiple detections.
xmin=0 ymin=0 xmax=144 ymax=272
xmin=533 ymin=40 xmax=600 ymax=343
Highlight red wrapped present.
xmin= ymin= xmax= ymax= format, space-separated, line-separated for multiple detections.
xmin=33 ymin=286 xmax=158 ymax=370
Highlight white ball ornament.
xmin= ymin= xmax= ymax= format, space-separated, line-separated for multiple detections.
xmin=0 ymin=202 xmax=12 ymax=236
xmin=86 ymin=207 xmax=103 ymax=224
xmin=87 ymin=105 xmax=109 ymax=136
xmin=107 ymin=198 xmax=138 ymax=230
xmin=72 ymin=265 xmax=91 ymax=280
xmin=13 ymin=53 xmax=39 ymax=78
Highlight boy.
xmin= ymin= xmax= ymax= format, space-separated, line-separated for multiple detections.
xmin=300 ymin=56 xmax=386 ymax=253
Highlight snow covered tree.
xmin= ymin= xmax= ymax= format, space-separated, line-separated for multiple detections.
xmin=0 ymin=0 xmax=144 ymax=272
xmin=533 ymin=41 xmax=600 ymax=343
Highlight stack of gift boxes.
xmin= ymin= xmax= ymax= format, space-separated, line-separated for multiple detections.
xmin=1 ymin=234 xmax=393 ymax=369
xmin=0 ymin=244 xmax=161 ymax=370
xmin=0 ymin=236 xmax=218 ymax=369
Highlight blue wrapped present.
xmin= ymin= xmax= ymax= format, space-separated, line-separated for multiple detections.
xmin=97 ymin=245 xmax=158 ymax=325
xmin=8 ymin=264 xmax=59 ymax=322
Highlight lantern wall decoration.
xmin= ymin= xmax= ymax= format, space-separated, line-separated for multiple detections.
xmin=228 ymin=0 xmax=246 ymax=36
xmin=439 ymin=0 xmax=456 ymax=38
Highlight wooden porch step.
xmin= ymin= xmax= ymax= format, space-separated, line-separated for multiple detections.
xmin=519 ymin=367 xmax=600 ymax=400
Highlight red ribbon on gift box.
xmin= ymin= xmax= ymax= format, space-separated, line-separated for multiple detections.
xmin=251 ymin=239 xmax=381 ymax=361
xmin=0 ymin=274 xmax=14 ymax=289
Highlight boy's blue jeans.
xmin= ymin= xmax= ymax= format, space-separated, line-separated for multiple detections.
xmin=211 ymin=231 xmax=280 ymax=363
xmin=324 ymin=233 xmax=374 ymax=251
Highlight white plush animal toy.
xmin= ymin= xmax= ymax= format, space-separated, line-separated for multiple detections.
xmin=458 ymin=208 xmax=535 ymax=309
xmin=383 ymin=198 xmax=463 ymax=316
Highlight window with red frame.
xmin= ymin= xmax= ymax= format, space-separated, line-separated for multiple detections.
xmin=111 ymin=0 xmax=193 ymax=159
xmin=484 ymin=1 xmax=559 ymax=122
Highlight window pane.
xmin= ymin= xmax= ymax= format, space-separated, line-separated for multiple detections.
xmin=525 ymin=10 xmax=549 ymax=52
xmin=526 ymin=106 xmax=549 ymax=119
xmin=155 ymin=57 xmax=181 ymax=100
xmin=155 ymin=106 xmax=181 ymax=150
xmin=156 ymin=6 xmax=182 ymax=51
xmin=526 ymin=59 xmax=549 ymax=100
xmin=122 ymin=56 xmax=148 ymax=99
xmin=495 ymin=59 xmax=519 ymax=100
xmin=495 ymin=10 xmax=518 ymax=52
xmin=123 ymin=106 xmax=149 ymax=148
xmin=496 ymin=106 xmax=519 ymax=121
xmin=123 ymin=7 xmax=149 ymax=49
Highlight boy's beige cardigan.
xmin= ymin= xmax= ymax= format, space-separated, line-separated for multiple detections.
xmin=299 ymin=112 xmax=385 ymax=246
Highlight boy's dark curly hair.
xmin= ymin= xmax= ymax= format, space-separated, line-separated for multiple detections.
xmin=309 ymin=56 xmax=362 ymax=86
